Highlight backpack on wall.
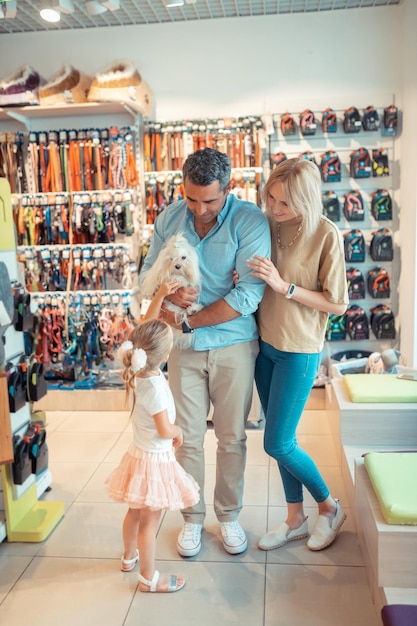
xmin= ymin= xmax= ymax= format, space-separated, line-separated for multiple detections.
xmin=320 ymin=151 xmax=341 ymax=183
xmin=362 ymin=105 xmax=380 ymax=131
xmin=371 ymin=189 xmax=392 ymax=221
xmin=343 ymin=190 xmax=365 ymax=221
xmin=322 ymin=190 xmax=340 ymax=222
xmin=370 ymin=228 xmax=393 ymax=261
xmin=344 ymin=230 xmax=366 ymax=263
xmin=367 ymin=267 xmax=391 ymax=299
xmin=370 ymin=304 xmax=396 ymax=339
xmin=346 ymin=267 xmax=365 ymax=300
xmin=345 ymin=305 xmax=370 ymax=340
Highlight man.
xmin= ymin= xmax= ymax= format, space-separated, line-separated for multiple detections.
xmin=139 ymin=148 xmax=270 ymax=556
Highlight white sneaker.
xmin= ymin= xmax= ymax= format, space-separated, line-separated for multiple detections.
xmin=220 ymin=520 xmax=248 ymax=555
xmin=177 ymin=522 xmax=203 ymax=557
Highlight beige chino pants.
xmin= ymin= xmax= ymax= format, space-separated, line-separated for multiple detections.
xmin=168 ymin=340 xmax=259 ymax=524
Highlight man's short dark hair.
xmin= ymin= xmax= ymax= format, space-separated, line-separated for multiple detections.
xmin=182 ymin=148 xmax=231 ymax=191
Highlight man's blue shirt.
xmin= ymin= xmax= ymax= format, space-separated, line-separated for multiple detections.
xmin=139 ymin=193 xmax=271 ymax=350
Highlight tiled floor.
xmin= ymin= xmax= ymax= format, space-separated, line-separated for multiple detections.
xmin=0 ymin=408 xmax=380 ymax=625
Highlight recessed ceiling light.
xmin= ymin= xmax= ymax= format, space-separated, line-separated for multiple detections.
xmin=163 ymin=1 xmax=185 ymax=7
xmin=39 ymin=0 xmax=75 ymax=21
xmin=40 ymin=0 xmax=61 ymax=22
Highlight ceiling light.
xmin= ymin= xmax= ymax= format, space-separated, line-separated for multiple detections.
xmin=163 ymin=1 xmax=185 ymax=7
xmin=39 ymin=0 xmax=74 ymax=21
xmin=40 ymin=0 xmax=60 ymax=22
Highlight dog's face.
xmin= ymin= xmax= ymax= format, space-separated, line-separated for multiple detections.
xmin=141 ymin=233 xmax=201 ymax=298
xmin=160 ymin=236 xmax=199 ymax=284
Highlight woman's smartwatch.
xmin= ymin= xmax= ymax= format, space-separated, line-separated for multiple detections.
xmin=181 ymin=317 xmax=194 ymax=333
xmin=285 ymin=283 xmax=296 ymax=299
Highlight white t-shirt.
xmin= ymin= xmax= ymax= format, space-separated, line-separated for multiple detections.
xmin=131 ymin=371 xmax=176 ymax=452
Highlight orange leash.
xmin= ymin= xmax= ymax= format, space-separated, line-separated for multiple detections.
xmin=125 ymin=142 xmax=139 ymax=187
xmin=39 ymin=135 xmax=48 ymax=193
xmin=84 ymin=140 xmax=93 ymax=191
xmin=94 ymin=141 xmax=104 ymax=190
xmin=155 ymin=131 xmax=162 ymax=172
xmin=68 ymin=139 xmax=82 ymax=192
xmin=144 ymin=131 xmax=152 ymax=172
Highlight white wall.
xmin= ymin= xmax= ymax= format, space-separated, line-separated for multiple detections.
xmin=1 ymin=1 xmax=416 ymax=365
xmin=0 ymin=5 xmax=404 ymax=119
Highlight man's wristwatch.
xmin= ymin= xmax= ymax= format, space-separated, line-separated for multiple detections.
xmin=181 ymin=318 xmax=194 ymax=333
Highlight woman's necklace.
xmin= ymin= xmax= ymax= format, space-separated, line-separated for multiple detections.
xmin=276 ymin=222 xmax=303 ymax=249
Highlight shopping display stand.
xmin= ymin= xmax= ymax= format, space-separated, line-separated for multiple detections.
xmin=0 ymin=178 xmax=64 ymax=542
xmin=0 ymin=464 xmax=64 ymax=542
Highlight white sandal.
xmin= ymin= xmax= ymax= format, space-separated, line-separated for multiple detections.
xmin=121 ymin=548 xmax=139 ymax=572
xmin=138 ymin=570 xmax=185 ymax=593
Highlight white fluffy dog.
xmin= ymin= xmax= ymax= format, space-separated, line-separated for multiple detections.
xmin=140 ymin=232 xmax=202 ymax=345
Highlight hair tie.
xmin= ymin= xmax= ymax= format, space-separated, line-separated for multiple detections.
xmin=131 ymin=348 xmax=147 ymax=373
xmin=117 ymin=340 xmax=133 ymax=362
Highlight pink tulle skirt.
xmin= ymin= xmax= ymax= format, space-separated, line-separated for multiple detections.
xmin=105 ymin=443 xmax=200 ymax=511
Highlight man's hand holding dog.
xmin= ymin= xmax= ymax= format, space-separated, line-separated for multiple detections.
xmin=164 ymin=286 xmax=199 ymax=309
xmin=159 ymin=287 xmax=196 ymax=328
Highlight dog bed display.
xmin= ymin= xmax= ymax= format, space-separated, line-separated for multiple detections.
xmin=39 ymin=65 xmax=92 ymax=105
xmin=364 ymin=452 xmax=417 ymax=525
xmin=343 ymin=374 xmax=417 ymax=403
xmin=88 ymin=60 xmax=153 ymax=118
xmin=0 ymin=65 xmax=44 ymax=106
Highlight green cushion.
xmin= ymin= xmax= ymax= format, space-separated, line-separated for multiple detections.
xmin=364 ymin=452 xmax=417 ymax=525
xmin=343 ymin=374 xmax=417 ymax=403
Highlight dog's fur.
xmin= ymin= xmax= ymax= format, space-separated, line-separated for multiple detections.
xmin=140 ymin=233 xmax=202 ymax=346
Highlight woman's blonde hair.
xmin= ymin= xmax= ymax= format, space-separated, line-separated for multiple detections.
xmin=119 ymin=319 xmax=173 ymax=413
xmin=262 ymin=158 xmax=323 ymax=240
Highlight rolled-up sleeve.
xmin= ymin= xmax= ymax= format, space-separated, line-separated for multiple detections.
xmin=224 ymin=210 xmax=271 ymax=315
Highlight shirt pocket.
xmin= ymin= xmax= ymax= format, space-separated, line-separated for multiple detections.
xmin=203 ymin=242 xmax=236 ymax=276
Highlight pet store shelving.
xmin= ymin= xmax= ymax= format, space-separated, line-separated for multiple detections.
xmin=265 ymin=103 xmax=400 ymax=372
xmin=0 ymin=101 xmax=147 ymax=406
xmin=0 ymin=177 xmax=64 ymax=543
xmin=142 ymin=115 xmax=267 ymax=226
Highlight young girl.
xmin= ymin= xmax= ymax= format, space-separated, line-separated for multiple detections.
xmin=105 ymin=282 xmax=199 ymax=593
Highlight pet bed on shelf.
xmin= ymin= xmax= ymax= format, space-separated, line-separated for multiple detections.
xmin=364 ymin=452 xmax=417 ymax=525
xmin=343 ymin=374 xmax=417 ymax=403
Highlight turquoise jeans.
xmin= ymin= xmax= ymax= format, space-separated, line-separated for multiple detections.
xmin=255 ymin=339 xmax=329 ymax=504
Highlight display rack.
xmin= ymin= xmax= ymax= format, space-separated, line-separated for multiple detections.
xmin=0 ymin=177 xmax=64 ymax=542
xmin=0 ymin=102 xmax=146 ymax=388
xmin=265 ymin=104 xmax=400 ymax=369
xmin=142 ymin=116 xmax=267 ymax=224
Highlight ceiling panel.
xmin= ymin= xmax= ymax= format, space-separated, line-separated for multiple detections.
xmin=0 ymin=0 xmax=402 ymax=35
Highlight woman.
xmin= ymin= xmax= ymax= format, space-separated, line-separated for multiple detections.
xmin=247 ymin=158 xmax=349 ymax=551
